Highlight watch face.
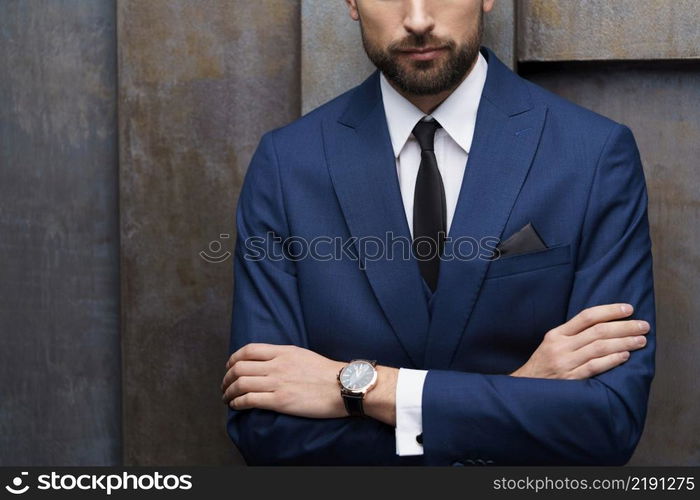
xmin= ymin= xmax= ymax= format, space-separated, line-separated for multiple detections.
xmin=340 ymin=361 xmax=375 ymax=391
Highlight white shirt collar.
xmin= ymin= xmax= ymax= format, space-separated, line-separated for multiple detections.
xmin=379 ymin=50 xmax=488 ymax=157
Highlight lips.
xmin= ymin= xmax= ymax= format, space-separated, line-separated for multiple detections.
xmin=398 ymin=46 xmax=447 ymax=61
xmin=402 ymin=46 xmax=444 ymax=53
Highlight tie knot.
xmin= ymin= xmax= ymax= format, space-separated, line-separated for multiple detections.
xmin=412 ymin=119 xmax=442 ymax=151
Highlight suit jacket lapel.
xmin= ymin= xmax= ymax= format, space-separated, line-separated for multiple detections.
xmin=321 ymin=46 xmax=548 ymax=369
xmin=322 ymin=71 xmax=430 ymax=368
xmin=422 ymin=46 xmax=548 ymax=368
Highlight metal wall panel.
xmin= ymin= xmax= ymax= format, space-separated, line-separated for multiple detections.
xmin=483 ymin=0 xmax=516 ymax=69
xmin=521 ymin=61 xmax=700 ymax=465
xmin=117 ymin=0 xmax=301 ymax=465
xmin=301 ymin=0 xmax=516 ymax=114
xmin=519 ymin=0 xmax=700 ymax=62
xmin=0 ymin=0 xmax=121 ymax=465
xmin=301 ymin=0 xmax=374 ymax=114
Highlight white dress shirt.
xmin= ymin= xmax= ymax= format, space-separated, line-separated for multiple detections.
xmin=379 ymin=51 xmax=488 ymax=456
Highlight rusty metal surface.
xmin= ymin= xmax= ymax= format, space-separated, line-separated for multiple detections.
xmin=301 ymin=0 xmax=375 ymax=114
xmin=117 ymin=0 xmax=300 ymax=465
xmin=301 ymin=0 xmax=516 ymax=114
xmin=519 ymin=0 xmax=700 ymax=62
xmin=484 ymin=0 xmax=516 ymax=69
xmin=0 ymin=0 xmax=121 ymax=465
xmin=522 ymin=61 xmax=700 ymax=465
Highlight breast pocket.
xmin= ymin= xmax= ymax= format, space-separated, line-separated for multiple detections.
xmin=484 ymin=243 xmax=572 ymax=280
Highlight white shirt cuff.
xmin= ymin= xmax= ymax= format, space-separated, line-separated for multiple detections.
xmin=395 ymin=367 xmax=428 ymax=456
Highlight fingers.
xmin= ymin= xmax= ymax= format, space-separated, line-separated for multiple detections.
xmin=229 ymin=392 xmax=277 ymax=411
xmin=568 ymin=318 xmax=650 ymax=350
xmin=569 ymin=334 xmax=647 ymax=368
xmin=221 ymin=360 xmax=270 ymax=392
xmin=566 ymin=351 xmax=631 ymax=380
xmin=222 ymin=375 xmax=274 ymax=404
xmin=555 ymin=303 xmax=634 ymax=337
xmin=225 ymin=343 xmax=280 ymax=370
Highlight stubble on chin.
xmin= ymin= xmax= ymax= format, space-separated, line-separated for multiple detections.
xmin=358 ymin=12 xmax=484 ymax=96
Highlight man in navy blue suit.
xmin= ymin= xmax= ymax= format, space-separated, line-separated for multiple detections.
xmin=221 ymin=0 xmax=655 ymax=466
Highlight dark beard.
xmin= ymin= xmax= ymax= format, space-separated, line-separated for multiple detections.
xmin=359 ymin=12 xmax=483 ymax=96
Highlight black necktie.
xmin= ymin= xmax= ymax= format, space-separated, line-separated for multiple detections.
xmin=412 ymin=119 xmax=446 ymax=293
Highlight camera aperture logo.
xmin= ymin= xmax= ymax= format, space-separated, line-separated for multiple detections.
xmin=4 ymin=471 xmax=193 ymax=495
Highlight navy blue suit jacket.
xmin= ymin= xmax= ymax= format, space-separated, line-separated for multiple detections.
xmin=227 ymin=45 xmax=656 ymax=466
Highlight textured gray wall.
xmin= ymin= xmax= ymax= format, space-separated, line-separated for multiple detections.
xmin=117 ymin=0 xmax=300 ymax=465
xmin=519 ymin=0 xmax=700 ymax=62
xmin=521 ymin=61 xmax=700 ymax=465
xmin=483 ymin=0 xmax=515 ymax=69
xmin=0 ymin=0 xmax=121 ymax=465
xmin=301 ymin=0 xmax=374 ymax=114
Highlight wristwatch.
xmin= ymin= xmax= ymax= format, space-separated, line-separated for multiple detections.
xmin=337 ymin=359 xmax=378 ymax=417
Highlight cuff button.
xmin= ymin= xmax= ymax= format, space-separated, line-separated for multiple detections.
xmin=416 ymin=433 xmax=423 ymax=444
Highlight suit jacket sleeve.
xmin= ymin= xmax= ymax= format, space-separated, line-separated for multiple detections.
xmin=420 ymin=123 xmax=656 ymax=465
xmin=226 ymin=131 xmax=399 ymax=465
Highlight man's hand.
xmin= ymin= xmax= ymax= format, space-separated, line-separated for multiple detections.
xmin=222 ymin=343 xmax=399 ymax=425
xmin=510 ymin=303 xmax=650 ymax=380
xmin=221 ymin=343 xmax=348 ymax=418
xmin=221 ymin=343 xmax=347 ymax=418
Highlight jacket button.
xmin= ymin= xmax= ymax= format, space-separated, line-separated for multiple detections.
xmin=451 ymin=461 xmax=464 ymax=466
xmin=416 ymin=433 xmax=423 ymax=444
xmin=465 ymin=458 xmax=476 ymax=465
xmin=475 ymin=458 xmax=486 ymax=465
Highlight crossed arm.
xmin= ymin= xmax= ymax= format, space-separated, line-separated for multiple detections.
xmin=222 ymin=124 xmax=656 ymax=465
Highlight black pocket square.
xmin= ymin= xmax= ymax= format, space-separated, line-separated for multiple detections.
xmin=493 ymin=221 xmax=547 ymax=258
